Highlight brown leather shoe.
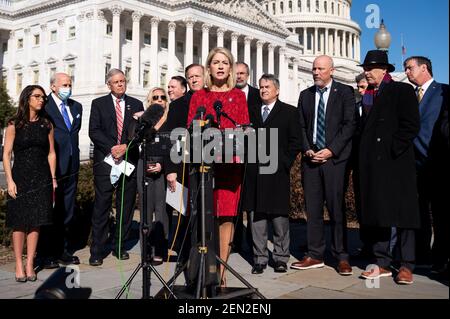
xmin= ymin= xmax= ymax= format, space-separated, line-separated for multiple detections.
xmin=395 ymin=267 xmax=414 ymax=285
xmin=360 ymin=266 xmax=392 ymax=279
xmin=337 ymin=260 xmax=353 ymax=276
xmin=290 ymin=256 xmax=324 ymax=270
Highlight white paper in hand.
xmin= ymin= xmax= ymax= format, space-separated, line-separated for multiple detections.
xmin=104 ymin=154 xmax=135 ymax=176
xmin=166 ymin=182 xmax=188 ymax=216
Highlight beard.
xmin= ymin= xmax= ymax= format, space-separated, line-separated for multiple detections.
xmin=235 ymin=81 xmax=247 ymax=89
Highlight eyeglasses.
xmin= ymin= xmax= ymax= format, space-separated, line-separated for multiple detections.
xmin=31 ymin=94 xmax=46 ymax=101
xmin=152 ymin=95 xmax=167 ymax=101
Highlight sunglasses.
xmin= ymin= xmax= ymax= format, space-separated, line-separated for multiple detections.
xmin=152 ymin=95 xmax=167 ymax=101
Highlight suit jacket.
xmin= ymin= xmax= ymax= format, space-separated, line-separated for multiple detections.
xmin=358 ymin=81 xmax=420 ymax=228
xmin=45 ymin=94 xmax=82 ymax=176
xmin=242 ymin=99 xmax=302 ymax=215
xmin=89 ymin=94 xmax=144 ymax=176
xmin=414 ymin=81 xmax=448 ymax=167
xmin=297 ymin=81 xmax=356 ymax=164
xmin=247 ymin=85 xmax=262 ymax=111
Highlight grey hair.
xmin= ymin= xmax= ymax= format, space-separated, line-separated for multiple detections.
xmin=106 ymin=68 xmax=125 ymax=84
xmin=259 ymin=74 xmax=280 ymax=90
xmin=50 ymin=72 xmax=70 ymax=85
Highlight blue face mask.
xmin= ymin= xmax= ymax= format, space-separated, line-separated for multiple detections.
xmin=57 ymin=87 xmax=72 ymax=101
xmin=110 ymin=165 xmax=122 ymax=185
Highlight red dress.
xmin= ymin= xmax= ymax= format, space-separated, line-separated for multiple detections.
xmin=187 ymin=88 xmax=249 ymax=217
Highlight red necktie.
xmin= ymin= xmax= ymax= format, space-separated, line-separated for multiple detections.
xmin=115 ymin=98 xmax=123 ymax=144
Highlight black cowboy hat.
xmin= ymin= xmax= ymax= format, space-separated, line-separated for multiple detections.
xmin=358 ymin=50 xmax=395 ymax=73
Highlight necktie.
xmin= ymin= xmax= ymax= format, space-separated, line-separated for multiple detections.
xmin=262 ymin=106 xmax=269 ymax=122
xmin=115 ymin=98 xmax=123 ymax=144
xmin=316 ymin=87 xmax=327 ymax=149
xmin=60 ymin=102 xmax=71 ymax=130
xmin=417 ymin=86 xmax=423 ymax=103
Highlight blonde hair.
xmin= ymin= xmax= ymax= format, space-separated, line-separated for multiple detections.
xmin=204 ymin=47 xmax=236 ymax=90
xmin=145 ymin=87 xmax=169 ymax=130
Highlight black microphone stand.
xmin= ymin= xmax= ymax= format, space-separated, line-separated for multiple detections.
xmin=115 ymin=129 xmax=176 ymax=299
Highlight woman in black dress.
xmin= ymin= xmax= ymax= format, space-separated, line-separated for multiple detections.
xmin=3 ymin=85 xmax=57 ymax=282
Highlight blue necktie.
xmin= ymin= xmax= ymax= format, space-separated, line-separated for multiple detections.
xmin=60 ymin=102 xmax=72 ymax=130
xmin=262 ymin=106 xmax=269 ymax=122
xmin=316 ymin=87 xmax=327 ymax=149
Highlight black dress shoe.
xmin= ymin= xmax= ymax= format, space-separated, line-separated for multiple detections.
xmin=89 ymin=257 xmax=103 ymax=266
xmin=112 ymin=250 xmax=129 ymax=260
xmin=59 ymin=253 xmax=80 ymax=265
xmin=43 ymin=258 xmax=60 ymax=269
xmin=274 ymin=261 xmax=287 ymax=273
xmin=251 ymin=264 xmax=267 ymax=274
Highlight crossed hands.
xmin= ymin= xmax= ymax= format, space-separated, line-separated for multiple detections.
xmin=305 ymin=148 xmax=333 ymax=164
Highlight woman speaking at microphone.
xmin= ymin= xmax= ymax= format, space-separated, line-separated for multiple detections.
xmin=130 ymin=87 xmax=170 ymax=265
xmin=187 ymin=47 xmax=249 ymax=287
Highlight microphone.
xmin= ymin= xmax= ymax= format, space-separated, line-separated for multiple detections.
xmin=134 ymin=103 xmax=165 ymax=140
xmin=213 ymin=100 xmax=223 ymax=127
xmin=189 ymin=106 xmax=206 ymax=129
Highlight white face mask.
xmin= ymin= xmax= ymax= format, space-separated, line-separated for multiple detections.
xmin=57 ymin=87 xmax=72 ymax=101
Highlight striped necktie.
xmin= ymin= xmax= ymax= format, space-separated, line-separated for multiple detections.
xmin=115 ymin=98 xmax=123 ymax=144
xmin=417 ymin=86 xmax=423 ymax=103
xmin=262 ymin=106 xmax=269 ymax=122
xmin=316 ymin=87 xmax=328 ymax=149
xmin=60 ymin=101 xmax=71 ymax=130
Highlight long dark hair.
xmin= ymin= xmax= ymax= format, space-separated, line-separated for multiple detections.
xmin=9 ymin=85 xmax=48 ymax=128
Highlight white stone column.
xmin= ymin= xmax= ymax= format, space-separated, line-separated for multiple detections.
xmin=167 ymin=21 xmax=177 ymax=79
xmin=184 ymin=17 xmax=195 ymax=67
xmin=268 ymin=43 xmax=275 ymax=74
xmin=320 ymin=29 xmax=324 ymax=54
xmin=90 ymin=9 xmax=105 ymax=86
xmin=356 ymin=35 xmax=360 ymax=61
xmin=334 ymin=29 xmax=339 ymax=57
xmin=57 ymin=18 xmax=65 ymax=71
xmin=231 ymin=32 xmax=239 ymax=61
xmin=201 ymin=23 xmax=211 ymax=65
xmin=131 ymin=11 xmax=143 ymax=86
xmin=342 ymin=31 xmax=347 ymax=58
xmin=6 ymin=30 xmax=16 ymax=96
xmin=293 ymin=58 xmax=299 ymax=98
xmin=350 ymin=33 xmax=355 ymax=60
xmin=303 ymin=27 xmax=307 ymax=52
xmin=39 ymin=24 xmax=48 ymax=87
xmin=217 ymin=27 xmax=225 ymax=48
xmin=347 ymin=32 xmax=352 ymax=59
xmin=256 ymin=40 xmax=264 ymax=82
xmin=110 ymin=5 xmax=123 ymax=69
xmin=150 ymin=17 xmax=160 ymax=87
xmin=75 ymin=13 xmax=86 ymax=87
xmin=278 ymin=47 xmax=287 ymax=100
xmin=23 ymin=27 xmax=32 ymax=86
xmin=314 ymin=27 xmax=318 ymax=54
xmin=325 ymin=28 xmax=329 ymax=55
xmin=244 ymin=36 xmax=252 ymax=67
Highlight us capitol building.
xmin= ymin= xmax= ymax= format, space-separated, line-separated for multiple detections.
xmin=0 ymin=0 xmax=363 ymax=159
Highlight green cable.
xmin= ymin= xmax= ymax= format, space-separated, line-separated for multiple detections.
xmin=117 ymin=140 xmax=132 ymax=299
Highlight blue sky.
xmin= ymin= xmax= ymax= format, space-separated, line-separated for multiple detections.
xmin=352 ymin=0 xmax=449 ymax=83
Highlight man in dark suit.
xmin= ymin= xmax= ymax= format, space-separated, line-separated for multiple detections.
xmin=234 ymin=62 xmax=261 ymax=254
xmin=244 ymin=74 xmax=301 ymax=274
xmin=292 ymin=55 xmax=355 ymax=276
xmin=185 ymin=63 xmax=205 ymax=105
xmin=358 ymin=50 xmax=420 ymax=285
xmin=236 ymin=62 xmax=262 ymax=112
xmin=404 ymin=56 xmax=448 ymax=266
xmin=36 ymin=72 xmax=82 ymax=269
xmin=88 ymin=68 xmax=143 ymax=266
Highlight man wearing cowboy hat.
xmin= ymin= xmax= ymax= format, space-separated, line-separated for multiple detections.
xmin=357 ymin=50 xmax=420 ymax=285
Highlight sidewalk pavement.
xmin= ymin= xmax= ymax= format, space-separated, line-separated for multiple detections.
xmin=0 ymin=223 xmax=448 ymax=299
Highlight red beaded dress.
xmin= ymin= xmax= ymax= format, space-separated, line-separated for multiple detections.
xmin=187 ymin=88 xmax=249 ymax=217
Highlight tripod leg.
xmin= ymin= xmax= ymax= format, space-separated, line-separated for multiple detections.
xmin=115 ymin=263 xmax=142 ymax=299
xmin=216 ymin=256 xmax=266 ymax=299
xmin=147 ymin=263 xmax=178 ymax=299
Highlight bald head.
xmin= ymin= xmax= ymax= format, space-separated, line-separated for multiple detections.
xmin=312 ymin=55 xmax=334 ymax=88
